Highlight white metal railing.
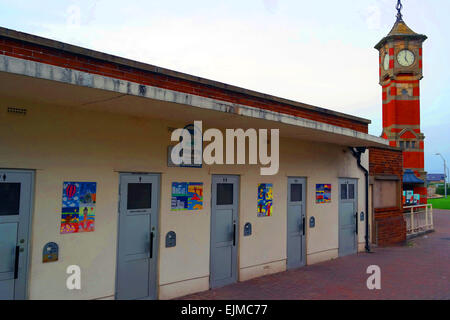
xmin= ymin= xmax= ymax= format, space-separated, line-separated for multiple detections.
xmin=403 ymin=204 xmax=434 ymax=236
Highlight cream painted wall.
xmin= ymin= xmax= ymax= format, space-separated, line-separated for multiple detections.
xmin=0 ymin=96 xmax=368 ymax=300
xmin=278 ymin=138 xmax=368 ymax=265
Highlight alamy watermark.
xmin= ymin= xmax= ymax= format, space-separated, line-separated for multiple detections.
xmin=170 ymin=121 xmax=279 ymax=175
xmin=66 ymin=265 xmax=81 ymax=290
xmin=366 ymin=265 xmax=381 ymax=290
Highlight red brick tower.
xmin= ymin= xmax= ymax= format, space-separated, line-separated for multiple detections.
xmin=375 ymin=1 xmax=428 ymax=203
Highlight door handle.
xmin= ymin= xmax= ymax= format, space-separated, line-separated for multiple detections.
xmin=149 ymin=232 xmax=154 ymax=259
xmin=233 ymin=223 xmax=236 ymax=246
xmin=355 ymin=213 xmax=359 ymax=235
xmin=14 ymin=246 xmax=20 ymax=279
xmin=302 ymin=217 xmax=306 ymax=235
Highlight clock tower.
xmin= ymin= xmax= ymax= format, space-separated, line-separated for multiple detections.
xmin=375 ymin=0 xmax=428 ymax=203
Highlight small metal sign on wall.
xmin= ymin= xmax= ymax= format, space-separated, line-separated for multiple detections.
xmin=244 ymin=223 xmax=252 ymax=236
xmin=167 ymin=123 xmax=203 ymax=168
xmin=165 ymin=231 xmax=176 ymax=248
xmin=309 ymin=217 xmax=316 ymax=228
xmin=43 ymin=242 xmax=59 ymax=263
xmin=168 ymin=146 xmax=202 ymax=168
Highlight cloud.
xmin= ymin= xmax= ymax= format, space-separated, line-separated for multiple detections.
xmin=362 ymin=4 xmax=381 ymax=30
xmin=263 ymin=0 xmax=279 ymax=14
xmin=7 ymin=0 xmax=448 ymax=172
xmin=66 ymin=4 xmax=81 ymax=27
xmin=37 ymin=14 xmax=380 ymax=119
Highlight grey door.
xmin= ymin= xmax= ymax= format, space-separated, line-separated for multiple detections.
xmin=338 ymin=178 xmax=358 ymax=257
xmin=287 ymin=177 xmax=306 ymax=269
xmin=210 ymin=175 xmax=239 ymax=289
xmin=116 ymin=173 xmax=160 ymax=300
xmin=0 ymin=170 xmax=33 ymax=300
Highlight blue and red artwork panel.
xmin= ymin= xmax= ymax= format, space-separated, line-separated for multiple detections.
xmin=60 ymin=182 xmax=97 ymax=234
xmin=257 ymin=183 xmax=273 ymax=217
xmin=171 ymin=182 xmax=203 ymax=211
xmin=316 ymin=184 xmax=331 ymax=204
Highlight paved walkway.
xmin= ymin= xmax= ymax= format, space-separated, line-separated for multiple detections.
xmin=181 ymin=210 xmax=450 ymax=300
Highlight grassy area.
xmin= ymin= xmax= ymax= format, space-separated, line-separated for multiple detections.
xmin=428 ymin=197 xmax=450 ymax=210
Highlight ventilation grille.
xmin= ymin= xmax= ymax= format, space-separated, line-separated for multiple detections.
xmin=7 ymin=107 xmax=27 ymax=115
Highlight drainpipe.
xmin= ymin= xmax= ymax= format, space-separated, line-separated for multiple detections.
xmin=350 ymin=147 xmax=371 ymax=253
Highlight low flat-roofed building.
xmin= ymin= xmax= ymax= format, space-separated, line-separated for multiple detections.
xmin=0 ymin=27 xmax=403 ymax=300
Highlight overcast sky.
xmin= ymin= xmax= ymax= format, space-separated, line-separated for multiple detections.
xmin=1 ymin=0 xmax=449 ymax=173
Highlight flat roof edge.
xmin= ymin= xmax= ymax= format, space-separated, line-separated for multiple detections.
xmin=0 ymin=26 xmax=371 ymax=125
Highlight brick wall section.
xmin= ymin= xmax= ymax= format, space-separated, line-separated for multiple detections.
xmin=369 ymin=147 xmax=403 ymax=177
xmin=373 ymin=208 xmax=406 ymax=246
xmin=0 ymin=36 xmax=369 ymax=133
xmin=369 ymin=147 xmax=406 ymax=246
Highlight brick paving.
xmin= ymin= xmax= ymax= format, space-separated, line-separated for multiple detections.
xmin=181 ymin=210 xmax=450 ymax=300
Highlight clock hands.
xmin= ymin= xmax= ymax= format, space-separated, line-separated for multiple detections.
xmin=397 ymin=50 xmax=414 ymax=66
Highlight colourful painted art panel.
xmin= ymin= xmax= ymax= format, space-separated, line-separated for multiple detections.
xmin=60 ymin=182 xmax=96 ymax=234
xmin=316 ymin=184 xmax=331 ymax=204
xmin=171 ymin=182 xmax=203 ymax=211
xmin=257 ymin=183 xmax=273 ymax=217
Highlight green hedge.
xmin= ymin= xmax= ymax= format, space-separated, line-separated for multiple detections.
xmin=436 ymin=185 xmax=450 ymax=195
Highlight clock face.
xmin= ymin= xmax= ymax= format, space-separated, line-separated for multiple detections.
xmin=383 ymin=54 xmax=390 ymax=71
xmin=397 ymin=49 xmax=415 ymax=67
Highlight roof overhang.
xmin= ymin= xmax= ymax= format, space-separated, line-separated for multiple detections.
xmin=0 ymin=26 xmax=371 ymax=126
xmin=0 ymin=54 xmax=389 ymax=148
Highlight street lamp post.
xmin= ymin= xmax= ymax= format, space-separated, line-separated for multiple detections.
xmin=436 ymin=153 xmax=447 ymax=198
xmin=447 ymin=167 xmax=450 ymax=197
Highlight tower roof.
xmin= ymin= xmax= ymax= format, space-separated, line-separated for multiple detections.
xmin=375 ymin=1 xmax=427 ymax=50
xmin=387 ymin=19 xmax=418 ymax=37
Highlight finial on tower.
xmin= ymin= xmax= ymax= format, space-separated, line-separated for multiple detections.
xmin=375 ymin=0 xmax=427 ymax=50
xmin=396 ymin=0 xmax=404 ymax=22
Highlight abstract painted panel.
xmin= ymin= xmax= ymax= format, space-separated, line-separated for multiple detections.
xmin=60 ymin=182 xmax=96 ymax=234
xmin=257 ymin=183 xmax=273 ymax=217
xmin=171 ymin=182 xmax=203 ymax=211
xmin=316 ymin=184 xmax=331 ymax=204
